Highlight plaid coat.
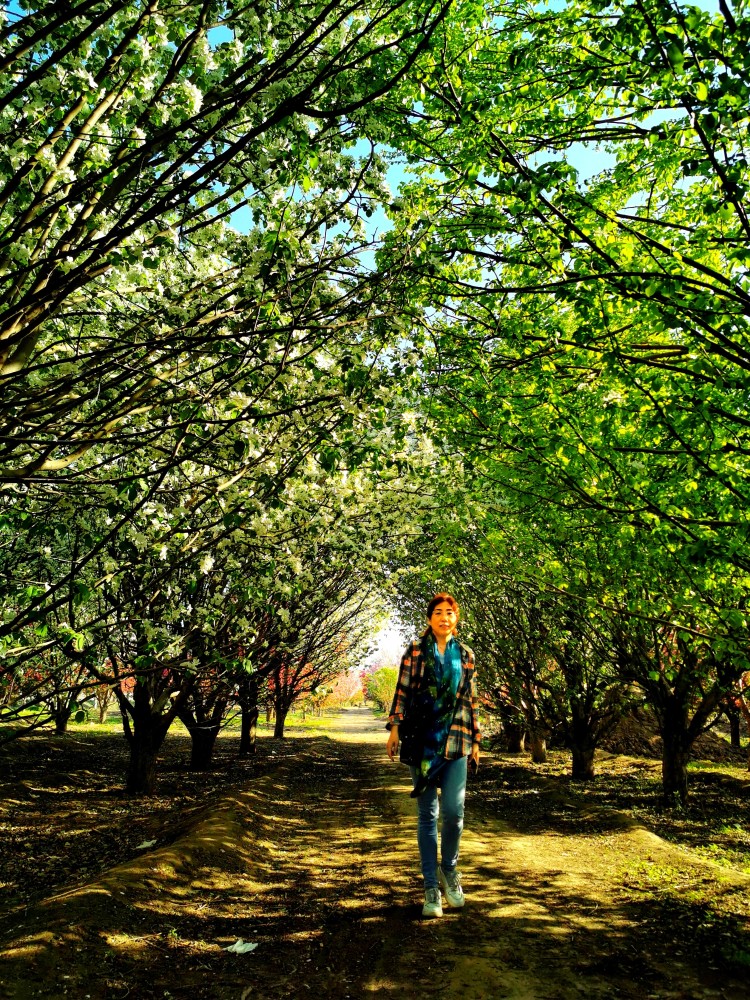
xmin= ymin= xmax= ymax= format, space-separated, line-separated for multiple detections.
xmin=388 ymin=630 xmax=481 ymax=759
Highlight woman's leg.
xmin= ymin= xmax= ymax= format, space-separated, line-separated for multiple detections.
xmin=439 ymin=755 xmax=467 ymax=872
xmin=410 ymin=766 xmax=439 ymax=887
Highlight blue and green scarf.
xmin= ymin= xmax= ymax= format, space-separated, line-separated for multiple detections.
xmin=411 ymin=632 xmax=463 ymax=797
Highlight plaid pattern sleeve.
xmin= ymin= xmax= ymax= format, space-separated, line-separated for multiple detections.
xmin=387 ymin=641 xmax=422 ymax=727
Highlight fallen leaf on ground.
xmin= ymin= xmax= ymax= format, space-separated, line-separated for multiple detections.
xmin=224 ymin=939 xmax=258 ymax=954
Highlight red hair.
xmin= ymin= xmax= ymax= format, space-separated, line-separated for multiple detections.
xmin=426 ymin=592 xmax=460 ymax=620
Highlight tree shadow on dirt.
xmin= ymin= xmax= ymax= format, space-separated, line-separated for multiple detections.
xmin=471 ymin=752 xmax=750 ymax=872
xmin=1 ymin=726 xmax=749 ymax=1000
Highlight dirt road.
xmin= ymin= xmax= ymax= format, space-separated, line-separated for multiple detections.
xmin=1 ymin=707 xmax=748 ymax=999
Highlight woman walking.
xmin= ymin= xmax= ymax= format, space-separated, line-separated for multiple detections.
xmin=386 ymin=593 xmax=481 ymax=917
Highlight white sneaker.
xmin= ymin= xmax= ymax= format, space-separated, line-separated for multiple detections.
xmin=438 ymin=865 xmax=465 ymax=908
xmin=422 ymin=887 xmax=443 ymax=918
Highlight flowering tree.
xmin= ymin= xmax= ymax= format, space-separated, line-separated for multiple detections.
xmin=0 ymin=0 xmax=451 ymax=765
xmin=321 ymin=670 xmax=364 ymax=710
xmin=1 ymin=0 xmax=451 ymax=483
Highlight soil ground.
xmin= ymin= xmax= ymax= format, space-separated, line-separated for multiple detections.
xmin=1 ymin=707 xmax=750 ymax=1000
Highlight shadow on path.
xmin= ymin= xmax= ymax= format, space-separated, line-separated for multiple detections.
xmin=0 ymin=707 xmax=748 ymax=1000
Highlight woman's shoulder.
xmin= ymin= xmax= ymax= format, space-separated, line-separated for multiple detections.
xmin=457 ymin=638 xmax=475 ymax=662
xmin=402 ymin=638 xmax=423 ymax=658
xmin=410 ymin=628 xmax=432 ymax=649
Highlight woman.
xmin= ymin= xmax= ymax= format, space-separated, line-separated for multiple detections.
xmin=386 ymin=593 xmax=481 ymax=918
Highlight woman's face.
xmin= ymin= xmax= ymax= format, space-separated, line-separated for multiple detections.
xmin=428 ymin=601 xmax=458 ymax=641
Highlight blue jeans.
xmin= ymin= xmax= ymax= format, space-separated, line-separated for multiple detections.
xmin=409 ymin=755 xmax=467 ymax=889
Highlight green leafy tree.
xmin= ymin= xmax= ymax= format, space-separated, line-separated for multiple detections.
xmin=376 ymin=0 xmax=750 ymax=803
xmin=364 ymin=665 xmax=399 ymax=713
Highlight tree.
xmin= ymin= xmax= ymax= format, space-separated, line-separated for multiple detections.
xmin=738 ymin=672 xmax=750 ymax=769
xmin=93 ymin=673 xmax=117 ymax=724
xmin=1 ymin=0 xmax=452 ymax=482
xmin=0 ymin=0 xmax=453 ymax=752
xmin=614 ymin=616 xmax=743 ymax=804
xmin=266 ymin=574 xmax=381 ymax=737
xmin=363 ymin=665 xmax=399 ymax=713
xmin=374 ymin=0 xmax=750 ymax=802
xmin=321 ymin=669 xmax=364 ymax=709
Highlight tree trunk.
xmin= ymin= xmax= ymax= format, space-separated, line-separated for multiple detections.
xmin=660 ymin=702 xmax=691 ymax=807
xmin=504 ymin=721 xmax=526 ymax=753
xmin=188 ymin=724 xmax=220 ymax=770
xmin=177 ymin=695 xmax=228 ymax=771
xmin=569 ymin=698 xmax=597 ymax=780
xmin=737 ymin=685 xmax=750 ymax=771
xmin=726 ymin=707 xmax=741 ymax=749
xmin=238 ymin=676 xmax=259 ymax=756
xmin=273 ymin=706 xmax=288 ymax=738
xmin=239 ymin=702 xmax=258 ymax=755
xmin=529 ymin=733 xmax=547 ymax=764
xmin=54 ymin=707 xmax=71 ymax=734
xmin=661 ymin=745 xmax=689 ymax=808
xmin=123 ymin=685 xmax=172 ymax=795
xmin=571 ymin=745 xmax=596 ymax=781
xmin=126 ymin=739 xmax=159 ymax=796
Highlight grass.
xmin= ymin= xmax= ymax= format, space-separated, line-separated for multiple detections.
xmin=618 ymin=855 xmax=750 ymax=969
xmin=23 ymin=703 xmax=359 ymax=740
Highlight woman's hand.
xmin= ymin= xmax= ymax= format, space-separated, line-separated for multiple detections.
xmin=470 ymin=743 xmax=480 ymax=771
xmin=386 ymin=725 xmax=399 ymax=761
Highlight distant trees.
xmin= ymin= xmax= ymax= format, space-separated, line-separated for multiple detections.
xmin=318 ymin=670 xmax=364 ymax=711
xmin=0 ymin=440 xmax=425 ymax=790
xmin=363 ymin=664 xmax=399 ymax=713
xmin=390 ymin=481 xmax=748 ymax=800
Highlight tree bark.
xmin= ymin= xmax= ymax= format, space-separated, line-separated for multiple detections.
xmin=54 ymin=707 xmax=71 ymax=734
xmin=177 ymin=695 xmax=228 ymax=771
xmin=122 ymin=683 xmax=173 ymax=795
xmin=725 ymin=703 xmax=741 ymax=748
xmin=729 ymin=713 xmax=741 ymax=748
xmin=239 ymin=702 xmax=258 ymax=755
xmin=661 ymin=745 xmax=689 ymax=807
xmin=529 ymin=733 xmax=547 ymax=764
xmin=571 ymin=746 xmax=596 ymax=781
xmin=504 ymin=721 xmax=526 ymax=753
xmin=568 ymin=697 xmax=598 ymax=780
xmin=126 ymin=738 xmax=159 ymax=796
xmin=238 ymin=676 xmax=259 ymax=756
xmin=187 ymin=724 xmax=220 ymax=770
xmin=273 ymin=707 xmax=288 ymax=739
xmin=738 ymin=678 xmax=750 ymax=771
xmin=660 ymin=701 xmax=691 ymax=807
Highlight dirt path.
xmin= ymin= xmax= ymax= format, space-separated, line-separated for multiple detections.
xmin=1 ymin=708 xmax=748 ymax=1000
